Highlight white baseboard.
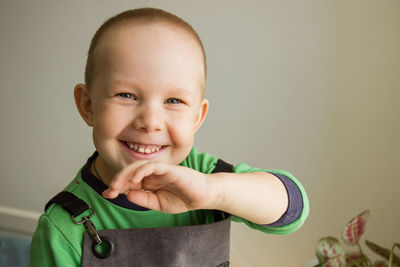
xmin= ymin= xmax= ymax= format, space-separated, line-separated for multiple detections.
xmin=0 ymin=205 xmax=41 ymax=235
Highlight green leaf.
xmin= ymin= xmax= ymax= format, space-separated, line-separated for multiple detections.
xmin=365 ymin=240 xmax=400 ymax=266
xmin=346 ymin=253 xmax=370 ymax=267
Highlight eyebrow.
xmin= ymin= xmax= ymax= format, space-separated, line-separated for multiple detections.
xmin=167 ymin=86 xmax=195 ymax=97
xmin=109 ymin=79 xmax=197 ymax=98
xmin=108 ymin=78 xmax=138 ymax=87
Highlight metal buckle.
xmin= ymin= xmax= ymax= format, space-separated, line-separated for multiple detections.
xmin=71 ymin=207 xmax=95 ymax=224
xmin=84 ymin=218 xmax=102 ymax=245
xmin=70 ymin=207 xmax=102 ymax=245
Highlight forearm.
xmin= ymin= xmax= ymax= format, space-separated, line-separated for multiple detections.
xmin=206 ymin=172 xmax=289 ymax=224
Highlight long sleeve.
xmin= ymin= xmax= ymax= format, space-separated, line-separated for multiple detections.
xmin=181 ymin=147 xmax=309 ymax=235
xmin=231 ymin=165 xmax=309 ymax=235
xmin=29 ymin=215 xmax=81 ymax=267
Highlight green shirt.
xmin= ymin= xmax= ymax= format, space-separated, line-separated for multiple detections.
xmin=29 ymin=148 xmax=309 ymax=267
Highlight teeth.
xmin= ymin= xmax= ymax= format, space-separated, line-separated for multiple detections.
xmin=126 ymin=142 xmax=162 ymax=154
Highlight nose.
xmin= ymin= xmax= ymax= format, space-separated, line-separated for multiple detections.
xmin=132 ymin=103 xmax=163 ymax=132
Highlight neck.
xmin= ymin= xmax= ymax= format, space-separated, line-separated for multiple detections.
xmin=92 ymin=156 xmax=114 ymax=186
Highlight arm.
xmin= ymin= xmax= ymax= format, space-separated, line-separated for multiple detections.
xmin=207 ymin=171 xmax=288 ymax=224
xmin=103 ymin=161 xmax=288 ymax=225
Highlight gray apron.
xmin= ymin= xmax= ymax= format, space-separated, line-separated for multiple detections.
xmin=81 ymin=212 xmax=231 ymax=267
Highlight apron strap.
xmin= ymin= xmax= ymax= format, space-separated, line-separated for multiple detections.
xmin=45 ymin=191 xmax=90 ymax=217
xmin=44 ymin=191 xmax=89 ymax=217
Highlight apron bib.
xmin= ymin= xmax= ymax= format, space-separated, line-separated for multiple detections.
xmin=81 ymin=213 xmax=231 ymax=267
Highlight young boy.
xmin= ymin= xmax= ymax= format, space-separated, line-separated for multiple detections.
xmin=30 ymin=7 xmax=309 ymax=266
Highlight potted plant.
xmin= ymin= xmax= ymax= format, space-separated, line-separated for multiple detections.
xmin=314 ymin=210 xmax=399 ymax=267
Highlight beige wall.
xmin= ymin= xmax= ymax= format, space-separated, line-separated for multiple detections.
xmin=1 ymin=0 xmax=399 ymax=266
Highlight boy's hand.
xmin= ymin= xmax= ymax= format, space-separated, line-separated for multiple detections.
xmin=102 ymin=161 xmax=215 ymax=214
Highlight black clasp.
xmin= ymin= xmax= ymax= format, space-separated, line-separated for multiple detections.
xmin=83 ymin=218 xmax=102 ymax=245
xmin=71 ymin=207 xmax=103 ymax=245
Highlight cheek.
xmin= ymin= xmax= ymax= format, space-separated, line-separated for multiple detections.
xmin=93 ymin=106 xmax=130 ymax=138
xmin=168 ymin=112 xmax=197 ymax=143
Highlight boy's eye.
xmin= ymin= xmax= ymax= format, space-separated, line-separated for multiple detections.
xmin=166 ymin=98 xmax=183 ymax=104
xmin=118 ymin=93 xmax=136 ymax=100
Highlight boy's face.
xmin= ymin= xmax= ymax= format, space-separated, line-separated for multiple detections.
xmin=75 ymin=23 xmax=208 ymax=179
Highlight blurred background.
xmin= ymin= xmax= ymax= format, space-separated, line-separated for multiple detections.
xmin=0 ymin=0 xmax=399 ymax=266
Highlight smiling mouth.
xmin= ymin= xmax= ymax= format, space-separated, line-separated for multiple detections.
xmin=124 ymin=141 xmax=166 ymax=154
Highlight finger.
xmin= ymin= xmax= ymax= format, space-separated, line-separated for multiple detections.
xmin=126 ymin=190 xmax=161 ymax=211
xmin=130 ymin=162 xmax=157 ymax=184
xmin=131 ymin=162 xmax=170 ymax=184
xmin=102 ymin=181 xmax=141 ymax=199
xmin=103 ymin=179 xmax=137 ymax=198
xmin=109 ymin=160 xmax=149 ymax=190
xmin=102 ymin=189 xmax=119 ymax=199
xmin=104 ymin=161 xmax=160 ymax=199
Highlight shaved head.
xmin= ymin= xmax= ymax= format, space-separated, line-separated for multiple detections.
xmin=85 ymin=8 xmax=207 ymax=97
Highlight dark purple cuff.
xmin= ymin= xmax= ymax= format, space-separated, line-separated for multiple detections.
xmin=265 ymin=173 xmax=303 ymax=227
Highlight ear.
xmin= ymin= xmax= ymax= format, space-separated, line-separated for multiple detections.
xmin=193 ymin=98 xmax=209 ymax=132
xmin=74 ymin=83 xmax=94 ymax=126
